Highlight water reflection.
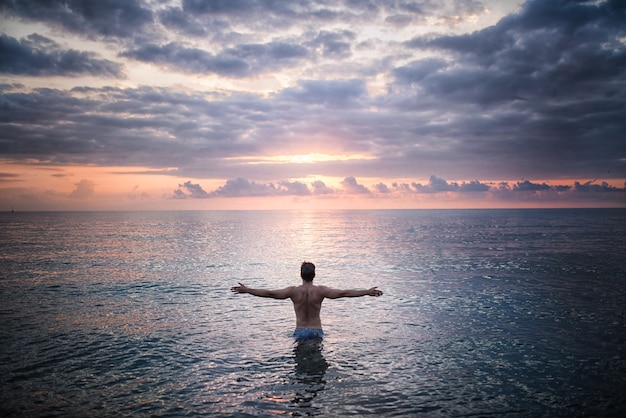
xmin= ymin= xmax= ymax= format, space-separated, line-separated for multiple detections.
xmin=291 ymin=339 xmax=328 ymax=409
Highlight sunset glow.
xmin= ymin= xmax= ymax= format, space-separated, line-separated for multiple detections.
xmin=225 ymin=153 xmax=377 ymax=165
xmin=1 ymin=0 xmax=624 ymax=211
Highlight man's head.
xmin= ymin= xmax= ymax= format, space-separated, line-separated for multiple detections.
xmin=301 ymin=261 xmax=315 ymax=282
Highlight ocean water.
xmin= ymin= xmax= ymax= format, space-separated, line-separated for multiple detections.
xmin=1 ymin=209 xmax=625 ymax=417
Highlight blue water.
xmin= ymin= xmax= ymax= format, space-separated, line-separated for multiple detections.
xmin=1 ymin=209 xmax=625 ymax=416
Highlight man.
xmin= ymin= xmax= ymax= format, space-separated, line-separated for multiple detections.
xmin=231 ymin=261 xmax=383 ymax=341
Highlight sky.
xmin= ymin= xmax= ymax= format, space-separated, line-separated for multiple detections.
xmin=1 ymin=0 xmax=625 ymax=211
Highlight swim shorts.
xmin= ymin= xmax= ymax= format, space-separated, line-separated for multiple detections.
xmin=293 ymin=328 xmax=324 ymax=341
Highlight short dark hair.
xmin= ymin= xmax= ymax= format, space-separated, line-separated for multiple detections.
xmin=301 ymin=261 xmax=315 ymax=281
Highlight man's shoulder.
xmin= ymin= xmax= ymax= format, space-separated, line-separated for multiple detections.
xmin=314 ymin=285 xmax=333 ymax=297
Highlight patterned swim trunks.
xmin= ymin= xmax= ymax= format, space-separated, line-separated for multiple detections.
xmin=293 ymin=328 xmax=324 ymax=341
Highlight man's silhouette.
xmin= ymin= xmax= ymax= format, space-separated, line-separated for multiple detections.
xmin=231 ymin=261 xmax=383 ymax=341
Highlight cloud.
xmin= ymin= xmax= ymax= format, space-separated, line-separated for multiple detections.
xmin=504 ymin=179 xmax=624 ymax=195
xmin=277 ymin=180 xmax=311 ymax=196
xmin=0 ymin=86 xmax=264 ymax=168
xmin=409 ymin=176 xmax=491 ymax=193
xmin=392 ymin=58 xmax=448 ymax=85
xmin=280 ymin=79 xmax=367 ymax=106
xmin=385 ymin=14 xmax=413 ymax=28
xmin=0 ymin=172 xmax=20 ymax=179
xmin=307 ymin=30 xmax=355 ymax=59
xmin=460 ymin=180 xmax=491 ymax=192
xmin=167 ymin=179 xmax=308 ymax=199
xmin=174 ymin=177 xmax=313 ymax=199
xmin=415 ymin=175 xmax=458 ymax=193
xmin=374 ymin=182 xmax=391 ymax=193
xmin=341 ymin=176 xmax=370 ymax=194
xmin=127 ymin=185 xmax=149 ymax=201
xmin=0 ymin=34 xmax=124 ymax=77
xmin=212 ymin=178 xmax=333 ymax=198
xmin=170 ymin=176 xmax=626 ymax=202
xmin=403 ymin=0 xmax=626 ymax=105
xmin=0 ymin=0 xmax=154 ymax=39
xmin=574 ymin=180 xmax=625 ymax=193
xmin=68 ymin=179 xmax=95 ymax=199
xmin=173 ymin=177 xmax=387 ymax=198
xmin=0 ymin=172 xmax=20 ymax=183
xmin=172 ymin=189 xmax=187 ymax=200
xmin=157 ymin=7 xmax=215 ymax=37
xmin=121 ymin=41 xmax=307 ymax=77
xmin=121 ymin=43 xmax=249 ymax=77
xmin=393 ymin=0 xmax=626 ymax=180
xmin=180 ymin=0 xmax=294 ymax=16
xmin=311 ymin=180 xmax=334 ymax=195
xmin=513 ymin=180 xmax=552 ymax=192
xmin=177 ymin=181 xmax=210 ymax=198
xmin=177 ymin=0 xmax=361 ymax=27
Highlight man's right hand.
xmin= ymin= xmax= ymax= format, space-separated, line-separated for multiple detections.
xmin=367 ymin=287 xmax=383 ymax=296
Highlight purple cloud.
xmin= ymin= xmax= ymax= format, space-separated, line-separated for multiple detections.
xmin=341 ymin=177 xmax=370 ymax=194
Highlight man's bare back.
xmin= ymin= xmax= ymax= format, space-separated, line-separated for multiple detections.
xmin=231 ymin=262 xmax=383 ymax=340
xmin=291 ymin=282 xmax=325 ymax=328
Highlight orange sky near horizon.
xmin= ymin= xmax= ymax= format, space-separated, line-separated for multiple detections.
xmin=2 ymin=161 xmax=624 ymax=211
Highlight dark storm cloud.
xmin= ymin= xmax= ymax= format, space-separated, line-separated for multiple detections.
xmin=307 ymin=30 xmax=355 ymax=59
xmin=157 ymin=0 xmax=365 ymax=41
xmin=181 ymin=0 xmax=292 ymax=15
xmin=121 ymin=41 xmax=308 ymax=77
xmin=392 ymin=58 xmax=447 ymax=85
xmin=0 ymin=33 xmax=124 ymax=77
xmin=398 ymin=0 xmax=626 ymax=180
xmin=0 ymin=0 xmax=154 ymax=39
xmin=158 ymin=0 xmax=487 ymax=43
xmin=0 ymin=79 xmax=379 ymax=180
xmin=120 ymin=43 xmax=249 ymax=77
xmin=0 ymin=85 xmax=270 ymax=167
xmin=181 ymin=0 xmax=357 ymax=23
xmin=280 ymin=79 xmax=366 ymax=106
xmin=405 ymin=0 xmax=626 ymax=104
xmin=157 ymin=7 xmax=216 ymax=37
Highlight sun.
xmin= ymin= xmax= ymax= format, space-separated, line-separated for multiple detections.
xmin=289 ymin=154 xmax=315 ymax=164
xmin=225 ymin=153 xmax=376 ymax=165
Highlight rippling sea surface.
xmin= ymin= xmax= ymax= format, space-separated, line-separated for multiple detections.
xmin=1 ymin=209 xmax=625 ymax=417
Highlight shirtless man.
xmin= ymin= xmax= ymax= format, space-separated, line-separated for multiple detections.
xmin=231 ymin=261 xmax=383 ymax=341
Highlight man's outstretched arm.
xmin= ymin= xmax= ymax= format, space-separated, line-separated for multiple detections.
xmin=231 ymin=282 xmax=294 ymax=299
xmin=322 ymin=286 xmax=383 ymax=299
